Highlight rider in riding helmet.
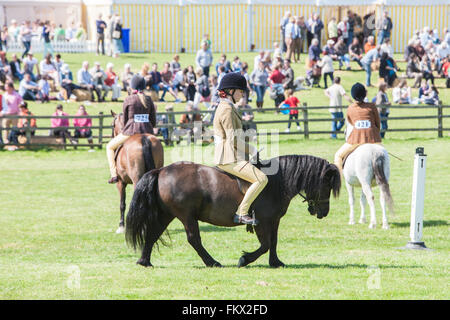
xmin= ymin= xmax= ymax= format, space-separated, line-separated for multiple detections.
xmin=106 ymin=74 xmax=156 ymax=184
xmin=334 ymin=82 xmax=382 ymax=174
xmin=213 ymin=72 xmax=268 ymax=225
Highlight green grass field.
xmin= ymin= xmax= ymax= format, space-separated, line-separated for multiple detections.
xmin=0 ymin=52 xmax=449 ymax=299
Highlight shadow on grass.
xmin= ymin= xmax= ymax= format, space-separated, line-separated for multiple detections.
xmin=391 ymin=220 xmax=449 ymax=228
xmin=242 ymin=263 xmax=422 ymax=270
xmin=170 ymin=225 xmax=237 ymax=234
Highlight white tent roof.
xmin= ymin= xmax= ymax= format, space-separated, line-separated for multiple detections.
xmin=108 ymin=0 xmax=450 ymax=5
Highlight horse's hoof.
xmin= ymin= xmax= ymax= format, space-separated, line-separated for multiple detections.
xmin=359 ymin=218 xmax=366 ymax=224
xmin=369 ymin=223 xmax=376 ymax=229
xmin=136 ymin=259 xmax=153 ymax=268
xmin=349 ymin=220 xmax=355 ymax=225
xmin=269 ymin=260 xmax=285 ymax=268
xmin=237 ymin=256 xmax=247 ymax=268
xmin=382 ymin=223 xmax=389 ymax=230
xmin=115 ymin=226 xmax=125 ymax=234
xmin=210 ymin=262 xmax=223 ymax=268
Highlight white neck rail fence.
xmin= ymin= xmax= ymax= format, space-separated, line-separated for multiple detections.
xmin=0 ymin=104 xmax=448 ymax=149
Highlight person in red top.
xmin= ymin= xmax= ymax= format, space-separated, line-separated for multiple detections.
xmin=104 ymin=63 xmax=121 ymax=101
xmin=279 ymin=88 xmax=301 ymax=132
xmin=73 ymin=104 xmax=94 ymax=151
xmin=269 ymin=63 xmax=286 ymax=108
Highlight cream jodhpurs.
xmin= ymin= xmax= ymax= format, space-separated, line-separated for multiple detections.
xmin=218 ymin=161 xmax=268 ymax=216
xmin=106 ymin=133 xmax=130 ymax=178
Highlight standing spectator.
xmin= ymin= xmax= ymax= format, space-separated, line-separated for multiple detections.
xmin=324 ymin=77 xmax=352 ymax=139
xmin=308 ymin=38 xmax=321 ymax=68
xmin=193 ymin=67 xmax=210 ymax=110
xmin=269 ymin=63 xmax=286 ymax=108
xmin=51 ymin=104 xmax=76 ymax=144
xmin=347 ymin=10 xmax=355 ymax=47
xmin=334 ymin=38 xmax=351 ymax=70
xmin=280 ymin=88 xmax=301 ymax=132
xmin=442 ymin=55 xmax=450 ymax=88
xmin=170 ymin=54 xmax=181 ymax=74
xmin=363 ymin=10 xmax=376 ymax=44
xmin=1 ymin=82 xmax=22 ymax=144
xmin=23 ymin=52 xmax=39 ymax=82
xmin=375 ymin=82 xmax=390 ymax=138
xmin=54 ymin=54 xmax=64 ymax=82
xmin=54 ymin=24 xmax=65 ymax=42
xmin=328 ymin=17 xmax=338 ymax=43
xmin=337 ymin=17 xmax=349 ymax=47
xmin=195 ymin=41 xmax=213 ymax=77
xmin=65 ymin=22 xmax=76 ymax=42
xmin=42 ymin=21 xmax=54 ymax=57
xmin=184 ymin=65 xmax=197 ymax=102
xmin=121 ymin=63 xmax=134 ymax=92
xmin=18 ymin=73 xmax=39 ymax=101
xmin=201 ymin=34 xmax=211 ymax=51
xmin=284 ymin=17 xmax=298 ymax=63
xmin=96 ymin=14 xmax=107 ymax=55
xmin=360 ymin=46 xmax=380 ymax=87
xmin=296 ymin=16 xmax=308 ymax=55
xmin=77 ymin=61 xmax=102 ymax=102
xmin=104 ymin=63 xmax=121 ymax=102
xmin=20 ymin=21 xmax=33 ymax=59
xmin=106 ymin=14 xmax=114 ymax=56
xmin=75 ymin=22 xmax=86 ymax=41
xmin=280 ymin=11 xmax=292 ymax=53
xmin=317 ymin=51 xmax=334 ymax=89
xmin=8 ymin=19 xmax=20 ymax=43
xmin=60 ymin=63 xmax=82 ymax=101
xmin=308 ymin=13 xmax=324 ymax=44
xmin=254 ymin=50 xmax=265 ymax=70
xmin=0 ymin=26 xmax=9 ymax=52
xmin=112 ymin=16 xmax=123 ymax=58
xmin=250 ymin=61 xmax=269 ymax=110
xmin=73 ymin=104 xmax=95 ymax=151
xmin=9 ymin=53 xmax=23 ymax=81
xmin=377 ymin=11 xmax=393 ymax=45
xmin=348 ymin=38 xmax=364 ymax=68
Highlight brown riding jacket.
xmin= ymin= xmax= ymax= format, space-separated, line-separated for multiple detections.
xmin=346 ymin=101 xmax=381 ymax=144
xmin=121 ymin=94 xmax=156 ymax=136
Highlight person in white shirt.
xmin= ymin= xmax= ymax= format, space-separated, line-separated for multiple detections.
xmin=317 ymin=51 xmax=334 ymax=89
xmin=324 ymin=77 xmax=353 ymax=138
xmin=39 ymin=54 xmax=59 ymax=86
xmin=254 ymin=50 xmax=265 ymax=70
xmin=392 ymin=79 xmax=411 ymax=104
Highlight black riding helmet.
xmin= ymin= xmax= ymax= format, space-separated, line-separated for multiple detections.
xmin=217 ymin=72 xmax=249 ymax=103
xmin=351 ymin=82 xmax=367 ymax=102
xmin=130 ymin=74 xmax=146 ymax=92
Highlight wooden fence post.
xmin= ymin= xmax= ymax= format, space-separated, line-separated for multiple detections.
xmin=302 ymin=102 xmax=309 ymax=139
xmin=98 ymin=112 xmax=104 ymax=149
xmin=437 ymin=104 xmax=443 ymax=138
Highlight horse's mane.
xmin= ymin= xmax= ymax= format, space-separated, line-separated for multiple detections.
xmin=265 ymin=155 xmax=340 ymax=199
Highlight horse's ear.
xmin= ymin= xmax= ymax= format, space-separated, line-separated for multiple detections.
xmin=325 ymin=164 xmax=341 ymax=198
xmin=111 ymin=110 xmax=117 ymax=117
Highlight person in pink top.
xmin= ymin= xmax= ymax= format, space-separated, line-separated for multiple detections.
xmin=73 ymin=104 xmax=94 ymax=151
xmin=1 ymin=81 xmax=22 ymax=144
xmin=51 ymin=104 xmax=76 ymax=145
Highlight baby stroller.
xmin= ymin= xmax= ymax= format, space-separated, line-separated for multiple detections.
xmin=305 ymin=64 xmax=322 ymax=88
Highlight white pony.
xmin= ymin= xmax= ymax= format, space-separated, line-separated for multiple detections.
xmin=343 ymin=144 xmax=394 ymax=229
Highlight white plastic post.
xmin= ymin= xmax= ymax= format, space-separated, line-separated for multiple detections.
xmin=406 ymin=147 xmax=428 ymax=249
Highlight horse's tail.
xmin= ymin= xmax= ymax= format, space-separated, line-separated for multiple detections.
xmin=373 ymin=153 xmax=394 ymax=215
xmin=125 ymin=169 xmax=169 ymax=251
xmin=141 ymin=135 xmax=155 ymax=173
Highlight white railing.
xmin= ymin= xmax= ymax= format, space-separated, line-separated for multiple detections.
xmin=6 ymin=39 xmax=97 ymax=54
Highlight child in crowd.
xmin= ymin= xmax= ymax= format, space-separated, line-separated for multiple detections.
xmin=280 ymin=88 xmax=301 ymax=132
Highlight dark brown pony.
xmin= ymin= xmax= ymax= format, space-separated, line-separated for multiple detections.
xmin=125 ymin=155 xmax=341 ymax=268
xmin=111 ymin=111 xmax=164 ymax=233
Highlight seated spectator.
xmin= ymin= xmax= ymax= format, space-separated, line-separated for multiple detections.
xmin=420 ymin=55 xmax=434 ymax=85
xmin=18 ymin=73 xmax=39 ymax=101
xmin=176 ymin=101 xmax=202 ymax=142
xmin=414 ymin=40 xmax=426 ymax=60
xmin=23 ymin=52 xmax=39 ymax=82
xmin=51 ymin=104 xmax=77 ymax=144
xmin=215 ymin=54 xmax=231 ymax=74
xmin=348 ymin=38 xmax=364 ymax=68
xmin=237 ymin=97 xmax=257 ymax=134
xmin=153 ymin=103 xmax=171 ymax=146
xmin=442 ymin=55 xmax=450 ymax=88
xmin=9 ymin=53 xmax=24 ymax=81
xmin=73 ymin=104 xmax=94 ymax=151
xmin=380 ymin=37 xmax=394 ymax=58
xmin=9 ymin=101 xmax=37 ymax=144
xmin=160 ymin=62 xmax=180 ymax=102
xmin=323 ymin=40 xmax=338 ymax=60
xmin=0 ymin=51 xmax=12 ymax=83
xmin=150 ymin=62 xmax=168 ymax=101
xmin=269 ymin=63 xmax=286 ymax=107
xmin=104 ymin=63 xmax=121 ymax=102
xmin=77 ymin=61 xmax=102 ymax=102
xmin=334 ymin=38 xmax=351 ymax=70
xmin=379 ymin=51 xmax=397 ymax=87
xmin=172 ymin=67 xmax=186 ymax=99
xmin=421 ymin=85 xmax=440 ymax=105
xmin=375 ymin=82 xmax=391 ymax=138
xmin=406 ymin=54 xmax=423 ymax=88
xmin=418 ymin=80 xmax=431 ymax=99
xmin=170 ymin=54 xmax=181 ymax=74
xmin=139 ymin=62 xmax=152 ymax=90
xmin=392 ymin=80 xmax=411 ymax=104
xmin=232 ymin=56 xmax=243 ymax=72
xmin=308 ymin=38 xmax=321 ymax=68
xmin=37 ymin=75 xmax=53 ymax=102
xmin=282 ymin=59 xmax=294 ymax=90
xmin=39 ymin=53 xmax=59 ymax=88
xmin=90 ymin=62 xmax=108 ymax=101
xmin=60 ymin=63 xmax=82 ymax=101
xmin=364 ymin=36 xmax=376 ymax=53
xmin=404 ymin=39 xmax=418 ymax=61
xmin=121 ymin=63 xmax=134 ymax=92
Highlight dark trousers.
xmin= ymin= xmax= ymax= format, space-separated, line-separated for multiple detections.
xmin=62 ymin=83 xmax=83 ymax=99
xmin=202 ymin=66 xmax=210 ymax=77
xmin=323 ymin=72 xmax=334 ymax=89
xmin=380 ymin=112 xmax=389 ymax=138
xmin=287 ymin=113 xmax=300 ymax=128
xmin=97 ymin=33 xmax=105 ymax=55
xmin=22 ymin=41 xmax=31 ymax=59
xmin=79 ymin=84 xmax=102 ymax=102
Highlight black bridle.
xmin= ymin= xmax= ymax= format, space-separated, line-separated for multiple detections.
xmin=298 ymin=190 xmax=329 ymax=208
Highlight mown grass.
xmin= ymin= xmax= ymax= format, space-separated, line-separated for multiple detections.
xmin=0 ymin=52 xmax=448 ymax=299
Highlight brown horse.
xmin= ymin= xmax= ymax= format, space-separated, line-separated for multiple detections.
xmin=125 ymin=155 xmax=341 ymax=268
xmin=110 ymin=111 xmax=164 ymax=233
